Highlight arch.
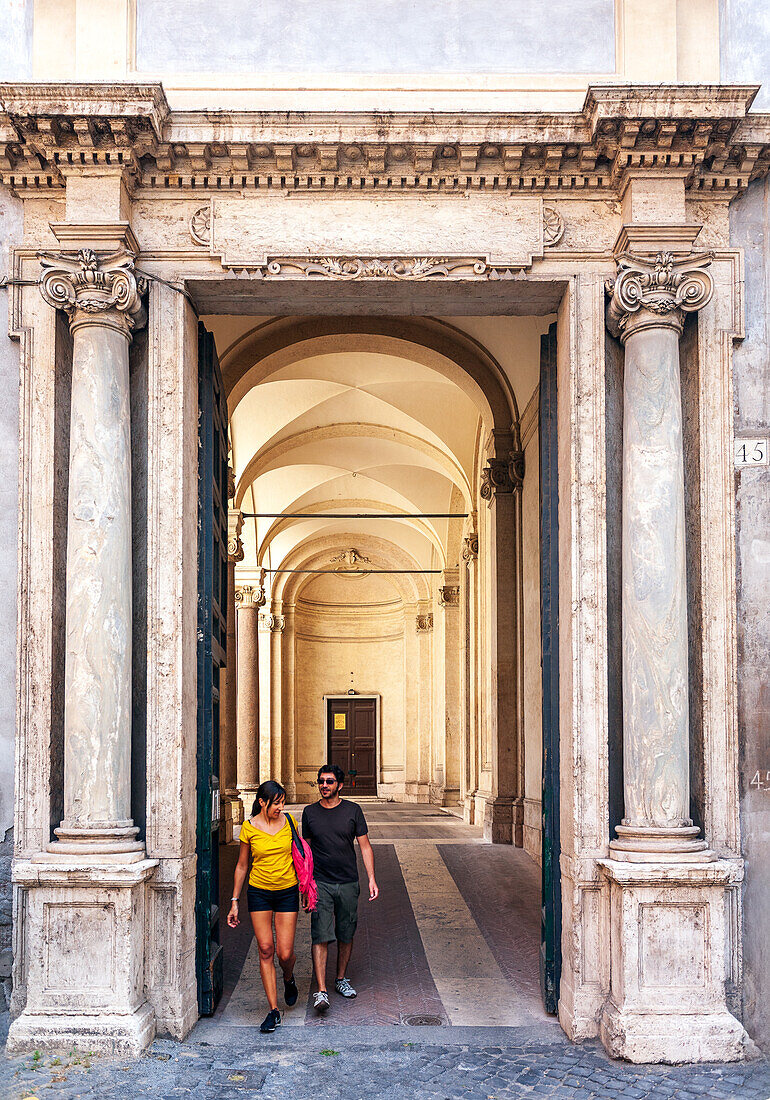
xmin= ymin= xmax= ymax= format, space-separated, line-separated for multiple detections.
xmin=256 ymin=498 xmax=448 ymax=570
xmin=222 ymin=315 xmax=520 ymax=439
xmin=271 ymin=531 xmax=432 ymax=606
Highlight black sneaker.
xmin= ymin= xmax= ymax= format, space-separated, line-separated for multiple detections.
xmin=284 ymin=973 xmax=298 ymax=1007
xmin=260 ymin=1008 xmax=281 ymax=1033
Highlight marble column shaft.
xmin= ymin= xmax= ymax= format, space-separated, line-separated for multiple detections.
xmin=607 ymin=251 xmax=713 ymax=860
xmin=39 ymin=246 xmax=146 ymax=854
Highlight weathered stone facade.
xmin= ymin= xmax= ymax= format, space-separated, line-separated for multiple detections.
xmin=0 ymin=0 xmax=768 ymax=1068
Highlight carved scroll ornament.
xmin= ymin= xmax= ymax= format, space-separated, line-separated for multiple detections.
xmin=235 ymin=584 xmax=266 ymax=609
xmin=462 ymin=534 xmax=479 ymax=562
xmin=416 ymin=613 xmax=434 ymax=633
xmin=480 ymin=451 xmax=524 ymax=500
xmin=38 ymin=247 xmax=147 ymax=335
xmin=606 ymin=251 xmax=713 ymax=341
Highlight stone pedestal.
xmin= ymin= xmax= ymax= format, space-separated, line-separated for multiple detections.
xmin=9 ymin=858 xmax=158 ymax=1055
xmin=598 ymin=860 xmax=748 ymax=1064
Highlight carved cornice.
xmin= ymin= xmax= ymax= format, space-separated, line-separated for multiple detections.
xmin=37 ymin=247 xmax=147 ymax=336
xmin=416 ymin=613 xmax=434 ymax=633
xmin=1 ymin=83 xmax=767 ymax=197
xmin=480 ymin=451 xmax=524 ymax=501
xmin=606 ymin=251 xmax=714 ymax=341
xmin=235 ymin=584 xmax=266 ymax=609
xmin=462 ymin=534 xmax=479 ymax=562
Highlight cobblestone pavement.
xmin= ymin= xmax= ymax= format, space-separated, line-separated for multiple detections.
xmin=3 ymin=804 xmax=768 ymax=1098
xmin=2 ymin=1024 xmax=770 ymax=1099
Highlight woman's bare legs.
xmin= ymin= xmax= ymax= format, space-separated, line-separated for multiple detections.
xmin=251 ymin=909 xmax=299 ymax=1010
xmin=274 ymin=910 xmax=298 ymax=981
xmin=251 ymin=910 xmax=279 ymax=1010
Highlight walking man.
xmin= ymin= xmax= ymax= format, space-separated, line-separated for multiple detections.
xmin=301 ymin=763 xmax=379 ymax=1013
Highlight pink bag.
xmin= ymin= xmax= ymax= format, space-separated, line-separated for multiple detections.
xmin=287 ymin=814 xmax=318 ymax=911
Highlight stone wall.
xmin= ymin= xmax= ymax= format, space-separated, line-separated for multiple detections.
xmin=729 ymin=174 xmax=770 ymax=1051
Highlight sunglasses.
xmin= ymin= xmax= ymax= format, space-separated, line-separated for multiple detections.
xmin=318 ymin=778 xmax=337 ymax=786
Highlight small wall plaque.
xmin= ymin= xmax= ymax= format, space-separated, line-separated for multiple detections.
xmin=735 ymin=438 xmax=769 ymax=467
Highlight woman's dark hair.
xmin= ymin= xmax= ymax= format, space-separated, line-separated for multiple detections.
xmin=317 ymin=763 xmax=345 ymax=785
xmin=252 ymin=779 xmax=286 ymax=815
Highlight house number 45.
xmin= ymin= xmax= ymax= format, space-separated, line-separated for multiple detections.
xmin=735 ymin=438 xmax=769 ymax=467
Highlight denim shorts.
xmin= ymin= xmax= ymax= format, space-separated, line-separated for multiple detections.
xmin=311 ymin=879 xmax=360 ymax=944
xmin=247 ymin=883 xmax=300 ymax=913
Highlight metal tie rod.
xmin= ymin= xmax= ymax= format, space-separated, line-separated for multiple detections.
xmin=263 ymin=568 xmax=442 ymax=574
xmin=242 ymin=512 xmax=469 ymax=519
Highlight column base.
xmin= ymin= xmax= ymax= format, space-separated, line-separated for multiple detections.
xmin=7 ymin=1002 xmax=156 ymax=1057
xmin=598 ymin=858 xmax=749 ymax=1064
xmin=11 ymin=855 xmax=159 ymax=1055
xmin=48 ymin=821 xmax=144 ymax=860
xmin=610 ymin=824 xmax=714 ymax=863
xmin=238 ymin=787 xmax=259 ymax=817
xmin=600 ymin=997 xmax=748 ymax=1065
xmin=482 ymin=796 xmax=514 ymax=844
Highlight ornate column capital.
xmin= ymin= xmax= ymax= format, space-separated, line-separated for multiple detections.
xmin=480 ymin=450 xmax=524 ymax=500
xmin=38 ymin=247 xmax=147 ymax=338
xmin=228 ymin=509 xmax=244 ymax=563
xmin=438 ymin=585 xmax=460 ymax=607
xmin=416 ymin=612 xmax=434 ymax=633
xmin=259 ymin=612 xmax=285 ymax=633
xmin=235 ymin=584 xmax=266 ymax=609
xmin=606 ymin=251 xmax=713 ymax=342
xmin=462 ymin=533 xmax=479 ymax=562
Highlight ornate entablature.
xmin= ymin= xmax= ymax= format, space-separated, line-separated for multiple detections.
xmin=1 ymin=83 xmax=768 ymax=199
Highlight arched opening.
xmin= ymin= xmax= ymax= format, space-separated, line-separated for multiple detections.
xmin=198 ymin=311 xmax=557 ymax=1028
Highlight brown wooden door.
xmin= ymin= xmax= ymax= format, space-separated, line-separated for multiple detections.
xmin=327 ymin=698 xmax=377 ymax=796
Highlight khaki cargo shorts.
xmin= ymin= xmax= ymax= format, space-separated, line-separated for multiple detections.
xmin=311 ymin=879 xmax=360 ymax=945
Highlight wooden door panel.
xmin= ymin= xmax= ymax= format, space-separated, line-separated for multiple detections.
xmin=327 ymin=699 xmax=377 ymax=795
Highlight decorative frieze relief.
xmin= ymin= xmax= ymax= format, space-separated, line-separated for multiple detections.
xmin=234 ymin=584 xmax=265 ymax=609
xmin=190 ymin=205 xmax=211 ymax=247
xmin=416 ymin=613 xmax=434 ymax=633
xmin=606 ymin=251 xmax=714 ymax=340
xmin=38 ymin=247 xmax=147 ymax=335
xmin=543 ymin=206 xmax=564 ymax=246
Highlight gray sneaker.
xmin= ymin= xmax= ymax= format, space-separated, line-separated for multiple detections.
xmin=335 ymin=978 xmax=357 ymax=998
xmin=313 ymin=990 xmax=330 ymax=1014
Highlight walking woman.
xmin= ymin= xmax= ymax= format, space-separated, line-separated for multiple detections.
xmin=227 ymin=779 xmax=301 ymax=1033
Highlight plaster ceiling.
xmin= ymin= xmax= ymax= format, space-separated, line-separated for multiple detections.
xmin=229 ymin=346 xmax=483 ymax=587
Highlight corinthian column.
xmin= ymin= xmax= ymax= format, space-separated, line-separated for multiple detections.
xmin=607 ymin=251 xmax=713 ymax=862
xmin=236 ymin=582 xmax=265 ymax=813
xmin=39 ymin=246 xmax=147 ymax=857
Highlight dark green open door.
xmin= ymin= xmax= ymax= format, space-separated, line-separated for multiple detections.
xmin=539 ymin=321 xmax=562 ymax=1014
xmin=196 ymin=323 xmax=228 ymax=1016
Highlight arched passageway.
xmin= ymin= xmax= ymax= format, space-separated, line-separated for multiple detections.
xmin=199 ymin=309 xmax=557 ymax=1029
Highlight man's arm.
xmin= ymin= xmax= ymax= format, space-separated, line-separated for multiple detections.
xmin=356 ymin=833 xmax=379 ymax=900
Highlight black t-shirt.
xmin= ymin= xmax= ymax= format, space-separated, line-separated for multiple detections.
xmin=301 ymin=799 xmax=368 ymax=884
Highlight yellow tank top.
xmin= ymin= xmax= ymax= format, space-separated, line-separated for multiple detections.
xmin=240 ymin=814 xmax=298 ymax=891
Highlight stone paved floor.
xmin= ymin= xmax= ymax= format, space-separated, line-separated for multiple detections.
xmin=2 ymin=802 xmax=768 ymax=1098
